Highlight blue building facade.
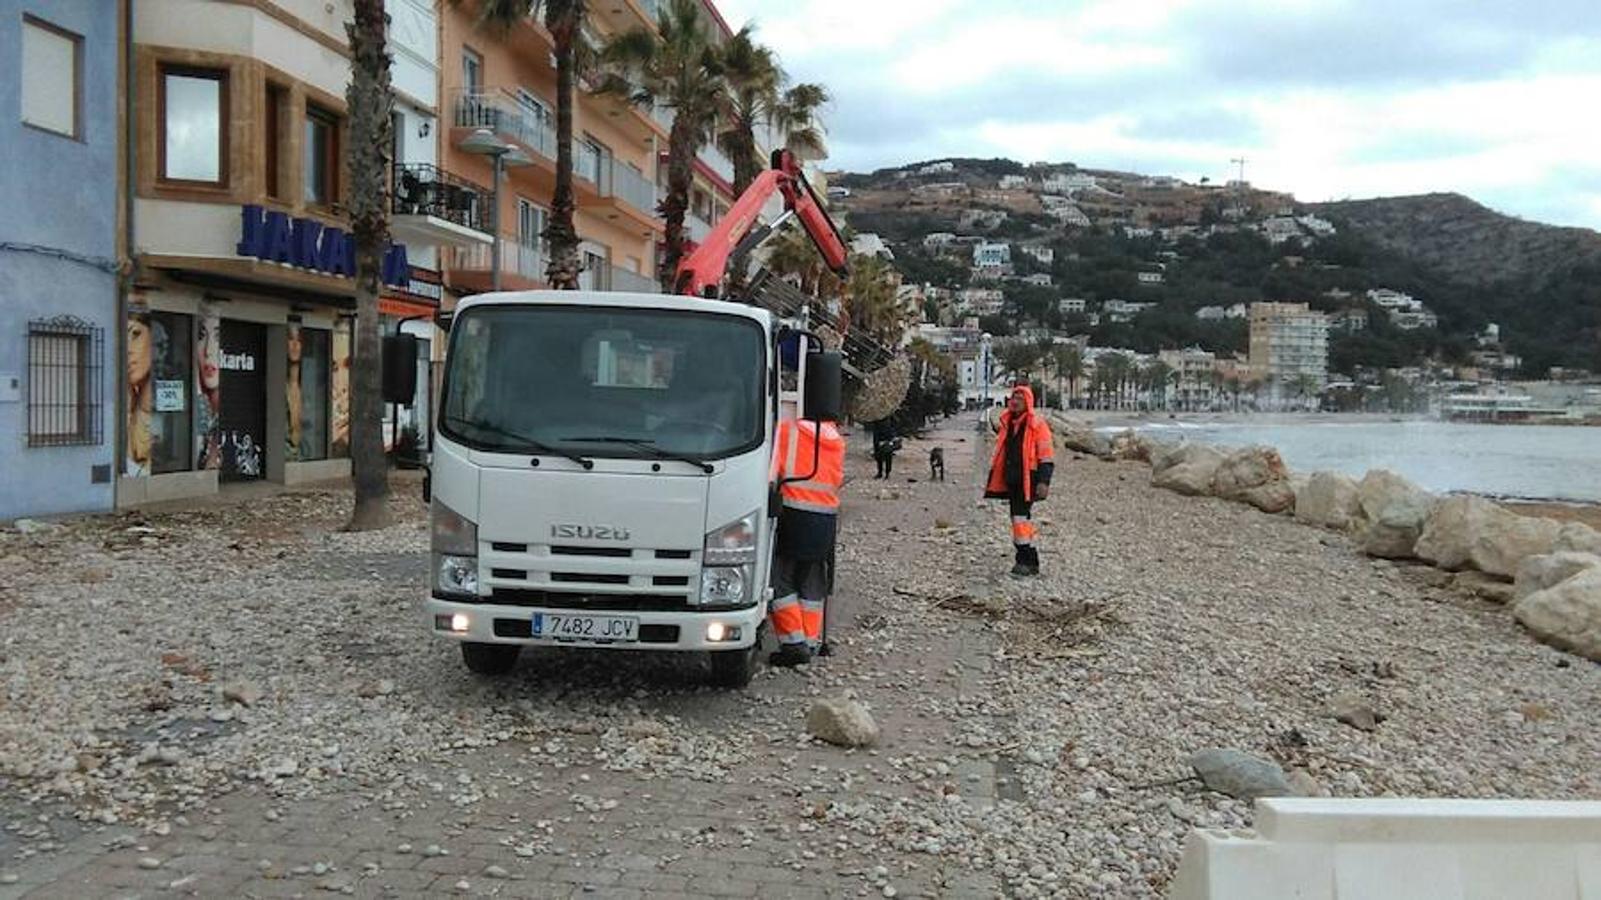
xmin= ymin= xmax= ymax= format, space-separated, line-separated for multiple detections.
xmin=0 ymin=1 xmax=122 ymax=519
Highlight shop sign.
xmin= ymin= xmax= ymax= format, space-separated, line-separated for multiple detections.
xmin=221 ymin=350 xmax=256 ymax=372
xmin=154 ymin=380 xmax=186 ymax=412
xmin=236 ymin=205 xmax=409 ymax=287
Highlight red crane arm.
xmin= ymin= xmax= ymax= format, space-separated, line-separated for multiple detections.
xmin=674 ymin=149 xmax=850 ymax=298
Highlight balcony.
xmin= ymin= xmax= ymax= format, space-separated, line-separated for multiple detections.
xmin=687 ymin=213 xmax=712 ymax=244
xmin=390 ymin=164 xmax=494 ymax=249
xmin=576 ymin=150 xmax=659 ymax=223
xmin=604 ymin=264 xmax=659 ymax=294
xmin=609 ymin=161 xmax=658 ymax=217
xmin=699 ymin=144 xmax=736 ymax=186
xmin=445 ymin=234 xmax=548 ymax=293
xmin=452 ymin=88 xmax=557 ymax=163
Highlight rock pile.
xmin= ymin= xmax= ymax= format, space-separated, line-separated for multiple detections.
xmin=1061 ymin=418 xmax=1601 ymax=664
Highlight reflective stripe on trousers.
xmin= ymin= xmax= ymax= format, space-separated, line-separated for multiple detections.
xmin=1011 ymin=516 xmax=1037 ymax=546
xmin=770 ymin=593 xmax=807 ymax=646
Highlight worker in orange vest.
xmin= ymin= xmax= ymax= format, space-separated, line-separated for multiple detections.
xmin=768 ymin=415 xmax=845 ymax=666
xmin=984 ymin=384 xmax=1055 ymax=577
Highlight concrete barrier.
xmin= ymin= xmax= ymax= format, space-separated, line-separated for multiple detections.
xmin=1170 ymin=797 xmax=1601 ymax=899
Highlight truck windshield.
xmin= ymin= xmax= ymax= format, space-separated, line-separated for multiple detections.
xmin=440 ymin=305 xmax=765 ymax=460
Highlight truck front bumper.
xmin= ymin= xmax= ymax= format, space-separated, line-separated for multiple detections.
xmin=424 ymin=596 xmax=766 ymax=651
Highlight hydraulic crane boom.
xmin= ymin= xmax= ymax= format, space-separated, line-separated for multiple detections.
xmin=674 ymin=149 xmax=850 ymax=299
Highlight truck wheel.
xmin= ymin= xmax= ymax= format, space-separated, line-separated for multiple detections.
xmin=461 ymin=642 xmax=520 ymax=675
xmin=708 ymin=644 xmax=758 ymax=688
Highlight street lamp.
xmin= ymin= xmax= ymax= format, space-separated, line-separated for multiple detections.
xmin=977 ymin=332 xmax=993 ymax=431
xmin=459 ymin=128 xmax=532 ymax=291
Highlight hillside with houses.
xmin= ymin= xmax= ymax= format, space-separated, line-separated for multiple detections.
xmin=821 ymin=158 xmax=1600 ymax=417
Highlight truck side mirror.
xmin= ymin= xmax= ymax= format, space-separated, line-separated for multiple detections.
xmin=382 ymin=333 xmax=419 ymax=405
xmin=804 ymin=350 xmax=843 ymax=422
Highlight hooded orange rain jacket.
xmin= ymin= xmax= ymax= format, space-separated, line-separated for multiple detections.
xmin=984 ymin=385 xmax=1056 ymax=501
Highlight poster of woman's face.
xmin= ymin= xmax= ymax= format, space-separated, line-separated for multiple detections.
xmin=126 ymin=315 xmax=153 ymax=476
xmin=330 ymin=320 xmax=351 ymax=457
xmin=286 ymin=323 xmax=303 ymax=458
xmin=195 ymin=304 xmax=223 ymax=470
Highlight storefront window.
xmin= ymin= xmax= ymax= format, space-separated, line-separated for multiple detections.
xmin=292 ymin=327 xmax=330 ymax=461
xmin=126 ymin=311 xmax=193 ymax=475
xmin=330 ymin=319 xmax=351 ymax=458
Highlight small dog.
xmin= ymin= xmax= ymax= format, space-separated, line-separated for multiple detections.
xmin=928 ymin=447 xmax=946 ymax=481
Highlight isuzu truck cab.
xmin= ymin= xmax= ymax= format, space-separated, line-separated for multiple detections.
xmin=424 ymin=289 xmax=839 ymax=686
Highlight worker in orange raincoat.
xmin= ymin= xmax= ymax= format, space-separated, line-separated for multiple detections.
xmin=984 ymin=384 xmax=1055 ymax=577
xmin=768 ymin=415 xmax=845 ymax=666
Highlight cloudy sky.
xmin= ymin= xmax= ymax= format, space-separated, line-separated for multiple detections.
xmin=715 ymin=0 xmax=1601 ymax=231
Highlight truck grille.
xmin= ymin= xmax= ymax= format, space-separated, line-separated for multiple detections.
xmin=480 ymin=541 xmax=701 ymax=597
xmin=488 ymin=589 xmax=692 ymax=611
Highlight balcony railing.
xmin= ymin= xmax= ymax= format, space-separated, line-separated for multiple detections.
xmin=687 ymin=213 xmax=712 ymax=244
xmin=391 ymin=163 xmax=491 ymax=233
xmin=453 ymin=88 xmax=557 ymax=161
xmin=607 ymin=264 xmax=658 ymax=294
xmin=699 ymin=144 xmax=736 ymax=184
xmin=610 ymin=161 xmax=657 ymax=215
xmin=447 ymin=234 xmax=548 ymax=283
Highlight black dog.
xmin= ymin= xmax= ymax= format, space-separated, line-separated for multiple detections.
xmin=928 ymin=447 xmax=945 ymax=481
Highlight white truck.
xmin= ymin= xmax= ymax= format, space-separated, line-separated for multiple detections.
xmin=421 ymin=151 xmax=850 ymax=687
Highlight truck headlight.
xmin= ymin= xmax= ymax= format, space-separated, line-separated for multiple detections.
xmin=699 ymin=564 xmax=750 ymax=606
xmin=431 ymin=500 xmax=478 ymax=599
xmin=434 ymin=554 xmax=479 ymax=599
xmin=703 ymin=510 xmax=759 ymax=566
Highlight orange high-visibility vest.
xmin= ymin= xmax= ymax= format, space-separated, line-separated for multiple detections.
xmin=771 ymin=419 xmax=844 ymax=514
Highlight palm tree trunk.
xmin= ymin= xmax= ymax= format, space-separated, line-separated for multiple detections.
xmin=345 ymin=0 xmax=392 ymax=531
xmin=545 ymin=10 xmax=581 ymax=290
xmin=660 ymin=118 xmax=695 ymax=291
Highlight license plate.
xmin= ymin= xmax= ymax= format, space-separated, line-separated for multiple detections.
xmin=531 ymin=612 xmax=639 ymax=642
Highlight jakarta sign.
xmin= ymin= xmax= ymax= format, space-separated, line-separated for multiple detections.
xmin=236 ymin=205 xmax=409 ymax=287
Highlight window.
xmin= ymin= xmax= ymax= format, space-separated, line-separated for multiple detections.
xmin=577 ymin=135 xmax=607 ymax=186
xmin=28 ymin=316 xmax=103 ymax=447
xmin=462 ymin=47 xmax=483 ymax=94
xmin=516 ymin=197 xmax=546 ymax=249
xmin=265 ymin=83 xmax=287 ymax=199
xmin=289 ymin=326 xmax=330 ymax=461
xmin=21 ymin=16 xmax=80 ymax=138
xmin=159 ymin=66 xmax=227 ymax=184
xmin=304 ymin=104 xmax=338 ymax=205
xmin=126 ymin=312 xmax=195 ymax=474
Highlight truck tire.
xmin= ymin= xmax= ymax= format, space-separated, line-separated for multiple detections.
xmin=461 ymin=642 xmax=520 ymax=675
xmin=708 ymin=644 xmax=758 ymax=688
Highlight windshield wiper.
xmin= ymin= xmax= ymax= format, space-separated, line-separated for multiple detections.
xmin=444 ymin=415 xmax=593 ymax=469
xmin=562 ymin=436 xmax=715 ymax=474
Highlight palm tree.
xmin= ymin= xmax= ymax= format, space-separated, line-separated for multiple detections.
xmin=1143 ymin=360 xmax=1174 ymax=411
xmin=716 ymin=27 xmax=779 ymax=197
xmin=476 ymin=0 xmax=587 ymax=289
xmin=1055 ymin=345 xmax=1085 ymax=409
xmin=598 ymin=0 xmax=725 ymax=288
xmin=774 ymin=83 xmax=829 ymax=159
xmin=716 ymin=30 xmax=831 ymax=195
xmin=845 ymin=254 xmax=906 ymax=346
xmin=997 ymin=342 xmax=1039 ymax=387
xmin=345 ymin=0 xmax=393 ymax=530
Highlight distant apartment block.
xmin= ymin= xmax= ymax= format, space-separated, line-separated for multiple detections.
xmin=958 ymin=287 xmax=1005 ymax=316
xmin=1020 ymin=273 xmax=1054 ymax=287
xmin=1196 ymin=303 xmax=1248 ymax=321
xmin=1158 ymin=347 xmax=1218 ymax=409
xmin=1021 ymin=245 xmax=1054 ymax=266
xmin=1103 ymin=299 xmax=1156 ymax=323
xmin=1046 ymin=203 xmax=1092 ymax=227
xmin=917 ymin=160 xmax=955 ymax=175
xmin=1042 ymin=172 xmax=1096 ymax=193
xmin=1137 ymin=271 xmax=1165 ymax=285
xmin=1249 ymin=302 xmax=1330 ymax=386
xmin=922 ymin=231 xmax=957 ymax=252
xmin=851 ymin=232 xmax=894 ymax=260
xmin=1058 ymin=298 xmax=1087 ymax=315
xmin=1366 ymin=288 xmax=1437 ymax=329
xmin=998 ymin=174 xmax=1028 ymax=190
xmin=1330 ymin=307 xmax=1369 ymax=333
xmin=972 ymin=241 xmax=1011 ymax=269
xmin=958 ymin=208 xmax=1008 ymax=231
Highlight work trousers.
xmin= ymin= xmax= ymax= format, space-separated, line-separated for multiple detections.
xmin=874 ymin=450 xmax=894 ymax=478
xmin=770 ymin=554 xmax=828 ymax=651
xmin=1009 ymin=494 xmax=1040 ymax=568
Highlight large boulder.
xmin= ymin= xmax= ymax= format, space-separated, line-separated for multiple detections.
xmin=806 ymin=697 xmax=879 ymax=748
xmin=1469 ymin=512 xmax=1564 ymax=579
xmin=1059 ymin=427 xmax=1112 ymax=458
xmin=1362 ymin=494 xmax=1434 ymax=559
xmin=1415 ymin=495 xmax=1504 ymax=570
xmin=1108 ymin=429 xmax=1154 ymax=462
xmin=1152 ymin=444 xmax=1227 ymax=496
xmin=1554 ymin=522 xmax=1601 ymax=556
xmin=1514 ymin=552 xmax=1601 ymax=601
xmin=1295 ymin=472 xmax=1365 ymax=531
xmin=1513 ymin=567 xmax=1601 ymax=662
xmin=1211 ymin=446 xmax=1295 ymax=513
xmin=1357 ymin=470 xmax=1428 ymax=521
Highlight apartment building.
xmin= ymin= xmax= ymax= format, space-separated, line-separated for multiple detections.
xmin=442 ymin=0 xmax=662 ymax=295
xmin=121 ymin=0 xmax=490 ymax=504
xmin=2 ymin=1 xmax=123 ymax=518
xmin=1157 ymin=347 xmax=1217 ymax=410
xmin=1248 ymin=301 xmax=1329 ymax=387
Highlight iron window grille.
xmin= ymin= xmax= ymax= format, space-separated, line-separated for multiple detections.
xmin=27 ymin=315 xmax=103 ymax=447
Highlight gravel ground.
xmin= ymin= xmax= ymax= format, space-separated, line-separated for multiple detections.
xmin=2 ymin=413 xmax=1598 ymax=898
